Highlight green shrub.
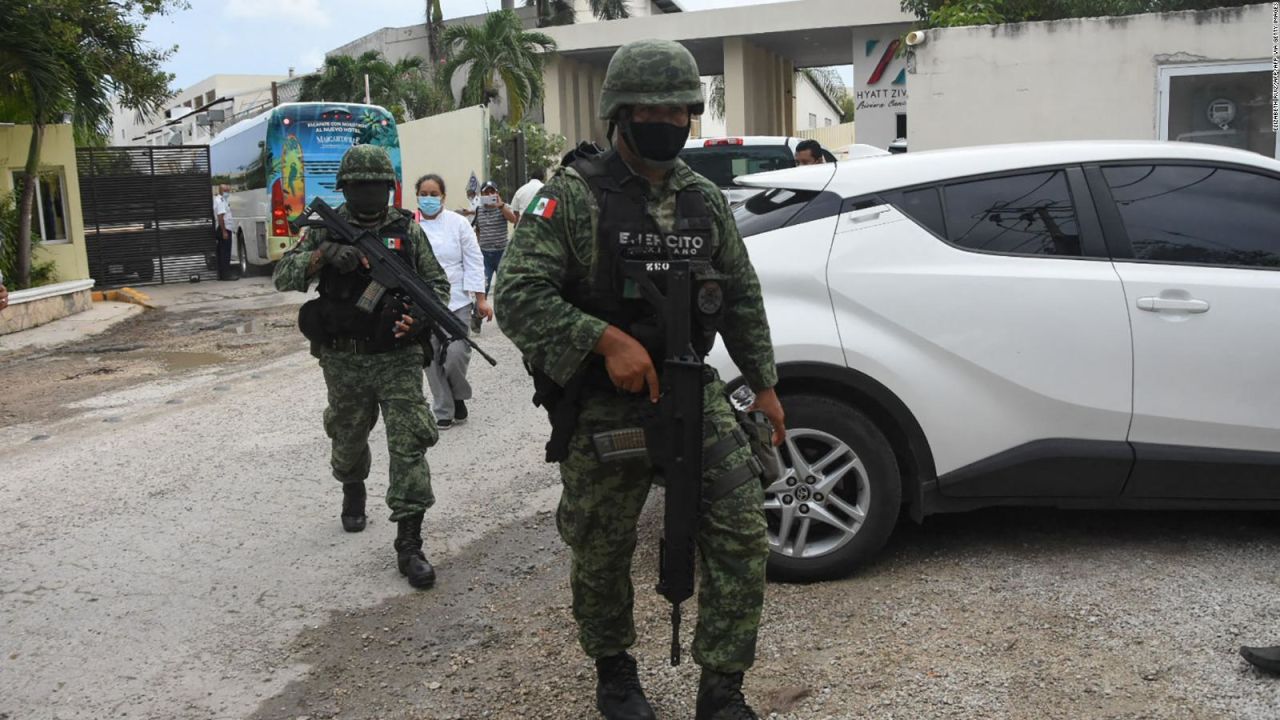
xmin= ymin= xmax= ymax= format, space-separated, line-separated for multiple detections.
xmin=0 ymin=191 xmax=58 ymax=289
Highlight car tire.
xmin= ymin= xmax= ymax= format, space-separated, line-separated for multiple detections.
xmin=765 ymin=393 xmax=902 ymax=582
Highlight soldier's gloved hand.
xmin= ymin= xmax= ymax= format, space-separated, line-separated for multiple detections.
xmin=319 ymin=241 xmax=362 ymax=273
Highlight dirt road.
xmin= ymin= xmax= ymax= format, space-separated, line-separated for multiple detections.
xmin=3 ymin=280 xmax=1280 ymax=719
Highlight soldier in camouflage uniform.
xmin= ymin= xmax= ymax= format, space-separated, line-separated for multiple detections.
xmin=495 ymin=39 xmax=787 ymax=720
xmin=273 ymin=144 xmax=451 ymax=590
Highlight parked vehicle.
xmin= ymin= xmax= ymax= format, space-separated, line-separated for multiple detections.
xmin=708 ymin=140 xmax=1280 ymax=581
xmin=210 ymin=102 xmax=403 ymax=275
xmin=681 ymin=136 xmax=802 ymax=206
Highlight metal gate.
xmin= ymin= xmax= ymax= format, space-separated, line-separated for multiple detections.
xmin=78 ymin=146 xmax=218 ymax=287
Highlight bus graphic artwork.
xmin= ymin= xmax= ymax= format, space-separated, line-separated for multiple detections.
xmin=281 ymin=135 xmax=305 ymax=221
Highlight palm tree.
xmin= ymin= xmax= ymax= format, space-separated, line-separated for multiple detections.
xmin=588 ymin=0 xmax=630 ymax=21
xmin=425 ymin=0 xmax=446 ymax=67
xmin=525 ymin=0 xmax=576 ymax=27
xmin=440 ymin=10 xmax=556 ymax=125
xmin=299 ymin=51 xmax=451 ymax=121
xmin=0 ymin=0 xmax=171 ymax=288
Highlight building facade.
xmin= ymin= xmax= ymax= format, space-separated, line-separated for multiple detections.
xmin=109 ymin=74 xmax=288 ymax=147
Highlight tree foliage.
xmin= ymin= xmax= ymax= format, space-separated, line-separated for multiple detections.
xmin=0 ymin=0 xmax=177 ymax=288
xmin=0 ymin=192 xmax=57 ymax=288
xmin=588 ymin=0 xmax=631 ymax=21
xmin=489 ymin=118 xmax=566 ymax=193
xmin=525 ymin=0 xmax=577 ymax=27
xmin=440 ymin=10 xmax=556 ymax=125
xmin=298 ymin=51 xmax=453 ymax=123
xmin=900 ymin=0 xmax=1260 ymax=27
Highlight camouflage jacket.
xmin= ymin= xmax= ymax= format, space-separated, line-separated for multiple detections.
xmin=495 ymin=155 xmax=778 ymax=392
xmin=272 ymin=205 xmax=451 ymax=308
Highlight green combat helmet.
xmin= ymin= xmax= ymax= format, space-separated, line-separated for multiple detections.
xmin=599 ymin=39 xmax=704 ymax=120
xmin=334 ymin=144 xmax=396 ymax=189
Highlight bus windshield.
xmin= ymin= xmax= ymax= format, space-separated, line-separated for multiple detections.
xmin=680 ymin=145 xmax=795 ymax=188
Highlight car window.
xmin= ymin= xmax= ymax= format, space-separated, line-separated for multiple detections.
xmin=1103 ymin=165 xmax=1280 ymax=269
xmin=682 ymin=146 xmax=796 ymax=188
xmin=733 ymin=187 xmax=817 ymax=238
xmin=942 ymin=170 xmax=1082 ymax=256
xmin=880 ymin=187 xmax=946 ymax=237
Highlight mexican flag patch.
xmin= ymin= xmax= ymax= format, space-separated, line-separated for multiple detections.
xmin=526 ymin=196 xmax=558 ymax=219
xmin=383 ymin=237 xmax=403 ymax=250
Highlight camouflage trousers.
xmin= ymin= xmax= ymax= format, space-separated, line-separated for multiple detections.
xmin=320 ymin=345 xmax=438 ymax=522
xmin=556 ymin=377 xmax=768 ymax=673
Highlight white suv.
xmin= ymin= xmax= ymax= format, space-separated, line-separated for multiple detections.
xmin=708 ymin=141 xmax=1280 ymax=581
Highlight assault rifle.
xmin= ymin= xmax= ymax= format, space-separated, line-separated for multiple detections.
xmin=621 ymin=257 xmax=713 ymax=667
xmin=291 ymin=197 xmax=497 ymax=366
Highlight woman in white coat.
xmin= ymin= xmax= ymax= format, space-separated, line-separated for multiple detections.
xmin=415 ymin=173 xmax=493 ymax=428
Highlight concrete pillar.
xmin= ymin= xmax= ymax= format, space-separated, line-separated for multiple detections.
xmin=771 ymin=52 xmax=785 ymax=135
xmin=573 ymin=62 xmax=586 ymax=144
xmin=543 ymin=56 xmax=564 ymax=139
xmin=778 ymin=57 xmax=788 ymax=135
xmin=723 ymin=37 xmax=749 ymax=136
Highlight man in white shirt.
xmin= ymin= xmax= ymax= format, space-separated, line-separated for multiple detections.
xmin=213 ymin=184 xmax=237 ymax=280
xmin=509 ymin=168 xmax=545 ymax=229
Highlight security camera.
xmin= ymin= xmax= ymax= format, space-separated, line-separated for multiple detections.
xmin=904 ymin=30 xmax=927 ymax=46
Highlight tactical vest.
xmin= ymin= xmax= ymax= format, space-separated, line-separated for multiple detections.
xmin=299 ymin=209 xmax=419 ymax=351
xmin=566 ymin=151 xmax=723 ymax=384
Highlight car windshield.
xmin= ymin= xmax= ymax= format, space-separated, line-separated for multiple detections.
xmin=681 ymin=145 xmax=795 ymax=188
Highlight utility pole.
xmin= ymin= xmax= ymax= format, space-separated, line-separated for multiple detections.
xmin=364 ymin=74 xmax=371 ymax=104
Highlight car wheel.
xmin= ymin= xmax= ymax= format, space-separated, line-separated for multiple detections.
xmin=765 ymin=394 xmax=901 ymax=582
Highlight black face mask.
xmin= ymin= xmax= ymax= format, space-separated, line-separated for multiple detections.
xmin=342 ymin=182 xmax=392 ymax=224
xmin=621 ymin=118 xmax=690 ymax=170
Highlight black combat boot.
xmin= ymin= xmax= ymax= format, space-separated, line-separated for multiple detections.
xmin=695 ymin=669 xmax=758 ymax=720
xmin=394 ymin=514 xmax=436 ymax=589
xmin=341 ymin=482 xmax=367 ymax=533
xmin=595 ymin=652 xmax=656 ymax=720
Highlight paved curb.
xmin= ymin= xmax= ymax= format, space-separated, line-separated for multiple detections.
xmin=92 ymin=287 xmax=155 ymax=309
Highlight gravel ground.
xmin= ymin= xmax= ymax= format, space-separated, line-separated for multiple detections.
xmin=251 ymin=501 xmax=1280 ymax=720
xmin=5 ymin=282 xmax=1280 ymax=719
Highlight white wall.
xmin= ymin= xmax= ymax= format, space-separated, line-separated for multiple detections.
xmin=907 ymin=4 xmax=1272 ymax=151
xmin=398 ymin=106 xmax=490 ymax=214
xmin=795 ymin=73 xmax=840 ymax=130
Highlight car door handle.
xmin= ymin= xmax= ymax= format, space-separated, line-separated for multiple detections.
xmin=845 ymin=207 xmax=888 ymax=224
xmin=1136 ymin=297 xmax=1210 ymax=313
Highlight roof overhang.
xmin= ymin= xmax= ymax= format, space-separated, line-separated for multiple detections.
xmin=541 ymin=0 xmax=913 ymax=71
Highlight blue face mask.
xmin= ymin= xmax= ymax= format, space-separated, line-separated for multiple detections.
xmin=418 ymin=196 xmax=443 ymax=216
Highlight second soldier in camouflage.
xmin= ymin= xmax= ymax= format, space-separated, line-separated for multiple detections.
xmin=273 ymin=144 xmax=451 ymax=591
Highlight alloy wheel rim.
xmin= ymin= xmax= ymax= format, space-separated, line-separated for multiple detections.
xmin=763 ymin=427 xmax=870 ymax=559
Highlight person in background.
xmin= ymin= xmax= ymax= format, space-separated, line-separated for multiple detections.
xmin=414 ymin=173 xmax=492 ymax=429
xmin=794 ymin=139 xmax=826 ymax=166
xmin=213 ymin=184 xmax=238 ymax=281
xmin=475 ymin=180 xmax=518 ymax=293
xmin=509 ymin=168 xmax=546 ymax=229
xmin=0 ymin=273 xmax=8 ymax=312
